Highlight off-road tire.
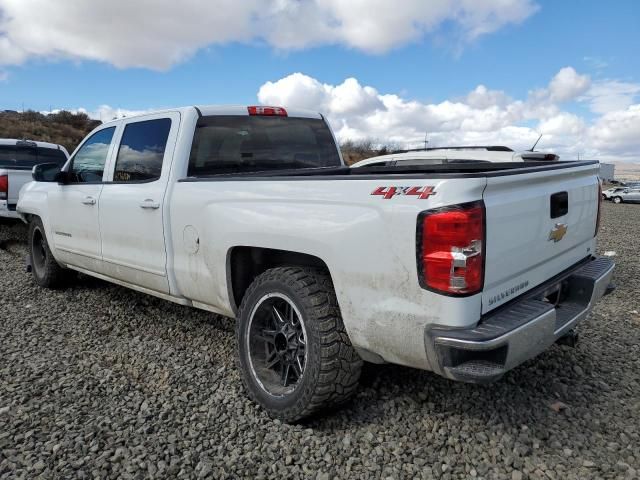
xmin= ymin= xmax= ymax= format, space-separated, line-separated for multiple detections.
xmin=29 ymin=217 xmax=74 ymax=288
xmin=236 ymin=266 xmax=362 ymax=422
xmin=613 ymin=196 xmax=623 ymax=204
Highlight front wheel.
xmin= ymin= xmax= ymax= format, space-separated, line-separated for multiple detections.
xmin=29 ymin=217 xmax=74 ymax=288
xmin=236 ymin=266 xmax=362 ymax=422
xmin=613 ymin=196 xmax=623 ymax=204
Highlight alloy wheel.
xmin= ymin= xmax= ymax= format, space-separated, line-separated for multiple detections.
xmin=246 ymin=293 xmax=308 ymax=397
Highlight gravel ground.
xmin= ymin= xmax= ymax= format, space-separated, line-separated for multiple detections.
xmin=1 ymin=202 xmax=639 ymax=480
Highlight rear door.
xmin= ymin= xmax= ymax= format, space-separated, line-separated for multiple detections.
xmin=98 ymin=112 xmax=180 ymax=293
xmin=627 ymin=188 xmax=640 ymax=202
xmin=481 ymin=163 xmax=600 ymax=314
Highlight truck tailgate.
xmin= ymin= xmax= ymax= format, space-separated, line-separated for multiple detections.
xmin=3 ymin=169 xmax=33 ymax=205
xmin=481 ymin=162 xmax=600 ymax=314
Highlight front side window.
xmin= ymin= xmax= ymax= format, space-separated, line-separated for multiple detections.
xmin=188 ymin=116 xmax=342 ymax=176
xmin=113 ymin=119 xmax=171 ymax=182
xmin=70 ymin=127 xmax=116 ymax=183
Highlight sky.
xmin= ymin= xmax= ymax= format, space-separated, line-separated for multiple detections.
xmin=0 ymin=0 xmax=639 ymax=161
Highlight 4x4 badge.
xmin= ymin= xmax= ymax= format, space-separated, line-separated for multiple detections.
xmin=371 ymin=186 xmax=436 ymax=200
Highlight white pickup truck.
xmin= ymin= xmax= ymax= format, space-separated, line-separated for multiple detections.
xmin=0 ymin=139 xmax=69 ymax=218
xmin=17 ymin=105 xmax=614 ymax=421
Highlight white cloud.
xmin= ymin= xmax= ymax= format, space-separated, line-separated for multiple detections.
xmin=588 ymin=105 xmax=640 ymax=159
xmin=87 ymin=105 xmax=153 ymax=122
xmin=465 ymin=85 xmax=511 ymax=109
xmin=547 ymin=67 xmax=591 ymax=102
xmin=0 ymin=0 xmax=538 ymax=69
xmin=581 ymin=80 xmax=640 ymax=114
xmin=43 ymin=105 xmax=151 ymax=122
xmin=257 ymin=68 xmax=640 ymax=162
xmin=538 ymin=113 xmax=585 ymax=136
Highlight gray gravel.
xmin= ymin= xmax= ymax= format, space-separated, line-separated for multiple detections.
xmin=1 ymin=202 xmax=639 ymax=480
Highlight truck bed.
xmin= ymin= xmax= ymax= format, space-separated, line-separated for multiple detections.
xmin=179 ymin=161 xmax=598 ymax=181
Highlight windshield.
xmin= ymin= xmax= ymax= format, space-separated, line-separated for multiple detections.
xmin=188 ymin=115 xmax=341 ymax=176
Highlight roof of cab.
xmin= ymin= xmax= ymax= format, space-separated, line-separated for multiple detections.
xmin=99 ymin=105 xmax=323 ymax=127
xmin=196 ymin=105 xmax=322 ymax=119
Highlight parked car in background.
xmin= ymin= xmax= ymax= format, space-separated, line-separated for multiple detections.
xmin=602 ymin=186 xmax=628 ymax=200
xmin=350 ymin=146 xmax=559 ymax=168
xmin=0 ymin=139 xmax=69 ymax=218
xmin=17 ymin=105 xmax=613 ymax=421
xmin=610 ymin=187 xmax=640 ymax=204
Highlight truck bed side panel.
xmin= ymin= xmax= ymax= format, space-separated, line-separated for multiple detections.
xmin=169 ymin=177 xmax=486 ymax=369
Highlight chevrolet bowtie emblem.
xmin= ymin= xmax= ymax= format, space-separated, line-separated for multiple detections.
xmin=548 ymin=223 xmax=568 ymax=242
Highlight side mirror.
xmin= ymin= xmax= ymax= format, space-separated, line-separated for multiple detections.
xmin=624 ymin=189 xmax=630 ymax=193
xmin=54 ymin=170 xmax=71 ymax=185
xmin=32 ymin=163 xmax=62 ymax=182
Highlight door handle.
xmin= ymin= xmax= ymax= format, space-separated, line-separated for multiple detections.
xmin=140 ymin=199 xmax=160 ymax=210
xmin=82 ymin=196 xmax=96 ymax=205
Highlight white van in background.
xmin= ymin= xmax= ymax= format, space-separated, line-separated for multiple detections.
xmin=350 ymin=146 xmax=559 ymax=168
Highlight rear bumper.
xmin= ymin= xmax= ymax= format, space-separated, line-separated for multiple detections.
xmin=425 ymin=256 xmax=615 ymax=383
xmin=0 ymin=201 xmax=20 ymax=219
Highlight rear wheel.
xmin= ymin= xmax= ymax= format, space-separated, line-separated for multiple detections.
xmin=29 ymin=217 xmax=74 ymax=288
xmin=236 ymin=266 xmax=362 ymax=422
xmin=613 ymin=196 xmax=623 ymax=204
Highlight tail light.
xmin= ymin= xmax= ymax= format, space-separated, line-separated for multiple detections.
xmin=417 ymin=201 xmax=485 ymax=296
xmin=247 ymin=106 xmax=287 ymax=116
xmin=595 ymin=182 xmax=602 ymax=237
xmin=0 ymin=174 xmax=7 ymax=200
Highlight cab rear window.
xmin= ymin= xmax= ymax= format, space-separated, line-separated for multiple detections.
xmin=187 ymin=116 xmax=341 ymax=176
xmin=0 ymin=144 xmax=67 ymax=169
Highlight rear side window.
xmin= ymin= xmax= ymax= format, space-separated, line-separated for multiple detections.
xmin=70 ymin=127 xmax=116 ymax=183
xmin=113 ymin=118 xmax=171 ymax=182
xmin=188 ymin=116 xmax=341 ymax=176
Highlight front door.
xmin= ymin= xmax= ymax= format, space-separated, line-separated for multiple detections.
xmin=98 ymin=113 xmax=179 ymax=293
xmin=48 ymin=126 xmax=117 ymax=271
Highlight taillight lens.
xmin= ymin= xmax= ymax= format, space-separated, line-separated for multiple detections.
xmin=595 ymin=182 xmax=602 ymax=237
xmin=0 ymin=174 xmax=7 ymax=200
xmin=247 ymin=106 xmax=288 ymax=116
xmin=418 ymin=201 xmax=485 ymax=295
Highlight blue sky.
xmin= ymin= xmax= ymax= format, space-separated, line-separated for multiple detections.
xmin=0 ymin=0 xmax=639 ymax=160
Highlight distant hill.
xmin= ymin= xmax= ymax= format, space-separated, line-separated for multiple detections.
xmin=612 ymin=161 xmax=640 ymax=182
xmin=0 ymin=110 xmax=101 ymax=153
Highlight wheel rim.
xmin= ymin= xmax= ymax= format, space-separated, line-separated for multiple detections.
xmin=246 ymin=293 xmax=308 ymax=397
xmin=614 ymin=197 xmax=621 ymax=203
xmin=31 ymin=227 xmax=47 ymax=272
